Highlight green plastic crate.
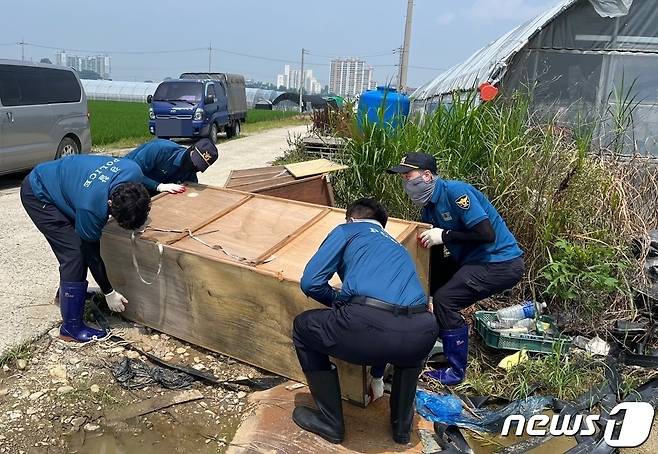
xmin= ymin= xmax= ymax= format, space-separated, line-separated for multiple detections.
xmin=474 ymin=311 xmax=572 ymax=354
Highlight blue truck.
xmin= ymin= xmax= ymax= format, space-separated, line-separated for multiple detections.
xmin=147 ymin=73 xmax=247 ymax=143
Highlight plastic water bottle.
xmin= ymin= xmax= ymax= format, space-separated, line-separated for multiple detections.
xmin=488 ymin=318 xmax=536 ymax=331
xmin=496 ymin=301 xmax=547 ymax=322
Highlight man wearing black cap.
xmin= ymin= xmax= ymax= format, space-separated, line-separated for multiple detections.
xmin=125 ymin=138 xmax=218 ymax=195
xmin=388 ymin=152 xmax=524 ymax=386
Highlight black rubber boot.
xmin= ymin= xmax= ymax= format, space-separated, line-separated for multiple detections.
xmin=292 ymin=367 xmax=345 ymax=444
xmin=390 ymin=365 xmax=423 ymax=444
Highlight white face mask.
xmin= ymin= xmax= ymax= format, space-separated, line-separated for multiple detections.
xmin=404 ymin=175 xmax=435 ymax=207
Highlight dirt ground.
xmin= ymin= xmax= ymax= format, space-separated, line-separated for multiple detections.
xmin=0 ymin=313 xmax=266 ymax=454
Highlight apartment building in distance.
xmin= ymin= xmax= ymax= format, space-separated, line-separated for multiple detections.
xmin=329 ymin=58 xmax=376 ymax=98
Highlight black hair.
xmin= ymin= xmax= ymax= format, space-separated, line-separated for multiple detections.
xmin=346 ymin=197 xmax=388 ymax=228
xmin=109 ymin=183 xmax=151 ymax=230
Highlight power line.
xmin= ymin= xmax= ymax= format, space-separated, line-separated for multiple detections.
xmin=23 ymin=42 xmax=207 ymax=55
xmin=306 ymin=50 xmax=398 ymax=59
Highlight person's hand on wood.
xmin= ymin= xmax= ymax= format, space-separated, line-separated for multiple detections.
xmin=157 ymin=183 xmax=186 ymax=194
xmin=419 ymin=228 xmax=444 ymax=248
xmin=105 ymin=290 xmax=128 ymax=312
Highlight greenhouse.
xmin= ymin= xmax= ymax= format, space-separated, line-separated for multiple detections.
xmin=411 ymin=0 xmax=658 ymax=155
xmin=81 ymin=80 xmax=160 ymax=103
xmin=82 ymin=79 xmax=289 ymax=109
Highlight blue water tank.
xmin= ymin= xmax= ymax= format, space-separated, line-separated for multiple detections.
xmin=357 ymin=86 xmax=410 ymax=129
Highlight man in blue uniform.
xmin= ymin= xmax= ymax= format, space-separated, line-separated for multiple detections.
xmin=125 ymin=138 xmax=218 ymax=194
xmin=388 ymin=152 xmax=524 ymax=386
xmin=20 ymin=155 xmax=151 ymax=342
xmin=292 ymin=198 xmax=438 ymax=445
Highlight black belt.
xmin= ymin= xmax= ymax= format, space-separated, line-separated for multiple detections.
xmin=349 ymin=296 xmax=427 ymax=315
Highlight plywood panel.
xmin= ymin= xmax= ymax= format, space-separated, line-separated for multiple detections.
xmin=101 ymin=234 xmax=367 ymax=405
xmin=226 ymin=166 xmax=287 ymax=181
xmin=225 ymin=166 xmax=294 ymax=190
xmin=173 ymin=197 xmax=325 ymax=263
xmin=253 ymin=175 xmax=334 ymax=206
xmin=284 ymin=159 xmax=348 ymax=178
xmin=140 ymin=186 xmax=248 ymax=244
xmin=259 ymin=214 xmax=422 ymax=284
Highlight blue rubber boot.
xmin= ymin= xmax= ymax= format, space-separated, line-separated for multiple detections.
xmin=59 ymin=281 xmax=107 ymax=343
xmin=424 ymin=326 xmax=468 ymax=386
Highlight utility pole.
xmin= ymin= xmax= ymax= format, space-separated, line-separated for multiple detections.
xmin=20 ymin=38 xmax=25 ymax=62
xmin=299 ymin=48 xmax=305 ymax=113
xmin=398 ymin=0 xmax=414 ymax=93
xmin=208 ymin=42 xmax=212 ymax=72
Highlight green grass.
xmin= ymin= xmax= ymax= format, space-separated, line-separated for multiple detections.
xmin=0 ymin=342 xmax=34 ymax=368
xmin=89 ymin=100 xmax=151 ymax=147
xmin=88 ymin=100 xmax=308 ymax=149
xmin=245 ymin=109 xmax=300 ymax=124
xmin=451 ymin=345 xmax=607 ymax=401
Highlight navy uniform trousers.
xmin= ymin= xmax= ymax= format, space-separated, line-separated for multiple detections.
xmin=430 ymin=247 xmax=524 ymax=329
xmin=20 ymin=177 xmax=87 ymax=283
xmin=293 ymin=300 xmax=438 ymax=373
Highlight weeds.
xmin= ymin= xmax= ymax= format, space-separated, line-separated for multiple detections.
xmin=0 ymin=342 xmax=34 ymax=368
xmin=454 ymin=346 xmax=606 ymax=401
xmin=278 ymin=91 xmax=658 ymax=331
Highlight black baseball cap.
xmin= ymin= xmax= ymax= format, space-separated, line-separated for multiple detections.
xmin=387 ymin=152 xmax=437 ymax=174
xmin=189 ymin=139 xmax=218 ymax=172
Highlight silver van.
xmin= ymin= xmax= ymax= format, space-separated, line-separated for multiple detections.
xmin=0 ymin=60 xmax=91 ymax=175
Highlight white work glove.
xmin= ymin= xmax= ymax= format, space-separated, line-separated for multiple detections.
xmin=419 ymin=228 xmax=444 ymax=248
xmin=157 ymin=183 xmax=186 ymax=194
xmin=105 ymin=290 xmax=127 ymax=312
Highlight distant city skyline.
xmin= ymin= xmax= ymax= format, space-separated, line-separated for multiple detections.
xmin=55 ymin=51 xmax=111 ymax=79
xmin=276 ymin=65 xmax=322 ymax=94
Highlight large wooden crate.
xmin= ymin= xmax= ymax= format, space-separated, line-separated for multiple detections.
xmin=224 ymin=166 xmax=335 ymax=206
xmin=101 ymin=184 xmax=430 ymax=406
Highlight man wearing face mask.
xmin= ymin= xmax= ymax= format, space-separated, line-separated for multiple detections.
xmin=125 ymin=138 xmax=218 ymax=195
xmin=388 ymin=152 xmax=524 ymax=386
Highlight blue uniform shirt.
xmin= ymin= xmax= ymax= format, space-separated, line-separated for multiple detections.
xmin=301 ymin=221 xmax=427 ymax=307
xmin=422 ymin=179 xmax=522 ymax=265
xmin=125 ymin=139 xmax=198 ymax=191
xmin=29 ymin=155 xmax=144 ymax=242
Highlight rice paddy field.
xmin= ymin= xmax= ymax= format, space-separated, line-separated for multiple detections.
xmin=88 ymin=100 xmax=303 ymax=148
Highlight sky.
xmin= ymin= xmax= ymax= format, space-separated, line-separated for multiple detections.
xmin=0 ymin=0 xmax=558 ymax=88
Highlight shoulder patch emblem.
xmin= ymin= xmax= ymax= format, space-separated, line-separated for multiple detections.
xmin=455 ymin=194 xmax=470 ymax=210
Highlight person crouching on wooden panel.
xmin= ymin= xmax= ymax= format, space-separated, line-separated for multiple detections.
xmin=125 ymin=138 xmax=218 ymax=195
xmin=292 ymin=198 xmax=439 ymax=445
xmin=21 ymin=155 xmax=151 ymax=343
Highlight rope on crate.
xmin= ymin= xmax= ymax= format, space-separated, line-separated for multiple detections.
xmin=133 ymin=226 xmax=276 ymax=268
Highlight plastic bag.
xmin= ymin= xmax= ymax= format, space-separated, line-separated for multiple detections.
xmin=416 ymin=389 xmax=552 ymax=433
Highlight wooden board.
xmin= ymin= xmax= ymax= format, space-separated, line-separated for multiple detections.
xmin=139 ymin=186 xmax=247 ymax=244
xmin=259 ymin=211 xmax=415 ymax=284
xmin=101 ymin=184 xmax=431 ymax=407
xmin=254 ymin=175 xmax=335 ymax=206
xmin=224 ymin=166 xmax=292 ymax=188
xmin=284 ymin=158 xmax=349 ymax=178
xmin=174 ymin=196 xmax=325 ymax=263
xmin=225 ymin=167 xmax=335 ymax=207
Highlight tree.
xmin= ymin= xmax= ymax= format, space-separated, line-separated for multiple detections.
xmin=40 ymin=58 xmax=52 ymax=64
xmin=79 ymin=70 xmax=100 ymax=80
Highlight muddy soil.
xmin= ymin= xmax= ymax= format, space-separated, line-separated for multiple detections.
xmin=0 ymin=317 xmax=264 ymax=454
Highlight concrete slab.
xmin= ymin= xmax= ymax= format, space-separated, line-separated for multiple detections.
xmin=227 ymin=382 xmax=433 ymax=454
